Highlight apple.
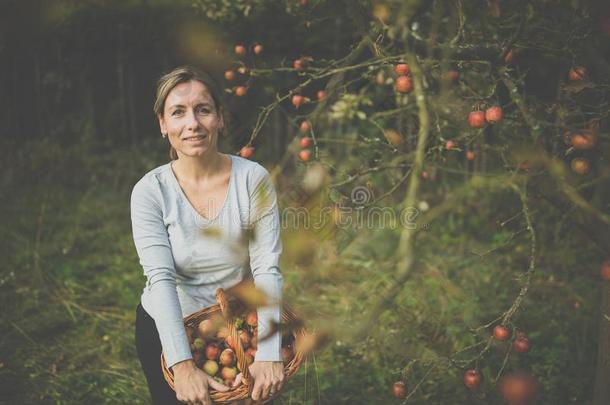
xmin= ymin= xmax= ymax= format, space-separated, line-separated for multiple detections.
xmin=392 ymin=381 xmax=407 ymax=399
xmin=300 ymin=137 xmax=313 ymax=148
xmin=281 ymin=346 xmax=295 ymax=363
xmin=253 ymin=44 xmax=264 ymax=55
xmin=234 ymin=86 xmax=247 ymax=97
xmin=239 ymin=147 xmax=255 ymax=159
xmin=493 ymin=325 xmax=511 ymax=341
xmin=513 ymin=336 xmax=531 ymax=353
xmin=485 ymin=106 xmax=503 ymax=123
xmin=568 ymin=66 xmax=587 ymax=81
xmin=220 ymin=348 xmax=236 ymax=367
xmin=221 ymin=366 xmax=237 ymax=382
xmin=383 ymin=129 xmax=404 ymax=147
xmin=571 ymin=130 xmax=597 ymax=149
xmin=317 ymin=90 xmax=327 ymax=100
xmin=245 ymin=311 xmax=258 ymax=327
xmin=198 ymin=319 xmax=217 ymax=339
xmin=504 ymin=49 xmax=514 ymax=64
xmin=600 ymin=259 xmax=610 ymax=280
xmin=570 ymin=158 xmax=590 ymax=175
xmin=446 ymin=69 xmax=460 ymax=82
xmin=468 ymin=110 xmax=486 ymax=128
xmin=500 ymin=372 xmax=538 ymax=405
xmin=205 ymin=343 xmax=221 ymax=361
xmin=292 ymin=94 xmax=305 ymax=108
xmin=573 ymin=300 xmax=582 ymax=310
xmin=300 ymin=120 xmax=312 ymax=133
xmin=203 ymin=360 xmax=219 ymax=376
xmin=293 ymin=58 xmax=304 ymax=71
xmin=395 ymin=75 xmax=413 ymax=94
xmin=421 ymin=170 xmax=429 ymax=180
xmin=193 ymin=338 xmax=205 ymax=351
xmin=466 ymin=150 xmax=475 ymax=161
xmin=394 ymin=63 xmax=410 ymax=76
xmin=224 ymin=70 xmax=235 ymax=81
xmin=234 ymin=44 xmax=246 ymax=56
xmin=299 ymin=150 xmax=313 ymax=162
xmin=445 ymin=139 xmax=457 ymax=150
xmin=463 ymin=369 xmax=482 ymax=389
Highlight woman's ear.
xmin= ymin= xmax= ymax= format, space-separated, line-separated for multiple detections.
xmin=157 ymin=113 xmax=167 ymax=136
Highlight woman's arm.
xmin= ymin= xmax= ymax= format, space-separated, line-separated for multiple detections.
xmin=130 ymin=178 xmax=192 ymax=368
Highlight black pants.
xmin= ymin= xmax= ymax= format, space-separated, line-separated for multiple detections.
xmin=135 ymin=302 xmax=183 ymax=405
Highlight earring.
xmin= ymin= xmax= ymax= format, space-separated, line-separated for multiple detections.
xmin=161 ymin=132 xmax=167 ymax=138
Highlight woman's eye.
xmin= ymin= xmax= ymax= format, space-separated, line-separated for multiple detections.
xmin=172 ymin=110 xmax=183 ymax=116
xmin=197 ymin=107 xmax=211 ymax=114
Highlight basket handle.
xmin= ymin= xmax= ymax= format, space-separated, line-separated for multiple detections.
xmin=215 ymin=288 xmax=253 ymax=387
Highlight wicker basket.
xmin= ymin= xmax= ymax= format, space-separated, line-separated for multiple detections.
xmin=161 ymin=288 xmax=307 ymax=404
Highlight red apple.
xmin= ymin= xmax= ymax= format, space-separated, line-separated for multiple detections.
xmin=446 ymin=69 xmax=460 ymax=82
xmin=253 ymin=44 xmax=264 ymax=55
xmin=395 ymin=75 xmax=413 ymax=94
xmin=445 ymin=139 xmax=457 ymax=150
xmin=513 ymin=336 xmax=531 ymax=353
xmin=392 ymin=381 xmax=407 ymax=399
xmin=205 ymin=343 xmax=221 ymax=361
xmin=293 ymin=58 xmax=304 ymax=71
xmin=299 ymin=120 xmax=312 ymax=133
xmin=568 ymin=66 xmax=587 ymax=81
xmin=234 ymin=86 xmax=247 ymax=97
xmin=394 ymin=63 xmax=410 ymax=76
xmin=421 ymin=170 xmax=429 ymax=180
xmin=493 ymin=325 xmax=511 ymax=341
xmin=299 ymin=150 xmax=313 ymax=162
xmin=468 ymin=110 xmax=486 ymax=128
xmin=245 ymin=311 xmax=258 ymax=327
xmin=239 ymin=146 xmax=255 ymax=159
xmin=463 ymin=369 xmax=482 ymax=389
xmin=500 ymin=372 xmax=538 ymax=405
xmin=571 ymin=130 xmax=597 ymax=149
xmin=292 ymin=94 xmax=305 ymax=108
xmin=317 ymin=90 xmax=327 ymax=100
xmin=504 ymin=49 xmax=514 ymax=64
xmin=224 ymin=70 xmax=235 ymax=81
xmin=234 ymin=44 xmax=246 ymax=56
xmin=601 ymin=259 xmax=610 ymax=280
xmin=466 ymin=150 xmax=475 ymax=161
xmin=485 ymin=106 xmax=503 ymax=123
xmin=300 ymin=137 xmax=313 ymax=149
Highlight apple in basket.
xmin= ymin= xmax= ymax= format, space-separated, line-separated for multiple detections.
xmin=220 ymin=348 xmax=236 ymax=367
xmin=239 ymin=329 xmax=252 ymax=349
xmin=221 ymin=366 xmax=238 ymax=382
xmin=245 ymin=311 xmax=258 ymax=327
xmin=202 ymin=360 xmax=219 ymax=376
xmin=193 ymin=338 xmax=205 ymax=351
xmin=198 ymin=318 xmax=219 ymax=339
xmin=205 ymin=343 xmax=221 ymax=361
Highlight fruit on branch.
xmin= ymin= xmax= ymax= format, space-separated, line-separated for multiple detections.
xmin=513 ymin=335 xmax=531 ymax=353
xmin=383 ymin=129 xmax=404 ymax=147
xmin=485 ymin=106 xmax=503 ymax=123
xmin=570 ymin=157 xmax=590 ymax=175
xmin=292 ymin=94 xmax=306 ymax=108
xmin=317 ymin=90 xmax=327 ymax=100
xmin=239 ymin=146 xmax=255 ymax=159
xmin=421 ymin=170 xmax=429 ymax=180
xmin=234 ymin=86 xmax=247 ymax=97
xmin=253 ymin=43 xmax=264 ymax=55
xmin=468 ymin=110 xmax=486 ymax=128
xmin=463 ymin=369 xmax=482 ymax=389
xmin=299 ymin=149 xmax=313 ymax=162
xmin=395 ymin=75 xmax=413 ymax=93
xmin=237 ymin=66 xmax=249 ymax=75
xmin=466 ymin=150 xmax=475 ymax=161
xmin=394 ymin=63 xmax=410 ymax=76
xmin=299 ymin=120 xmax=312 ymax=133
xmin=224 ymin=70 xmax=235 ymax=81
xmin=500 ymin=372 xmax=538 ymax=405
xmin=446 ymin=69 xmax=460 ymax=82
xmin=445 ymin=139 xmax=457 ymax=151
xmin=234 ymin=44 xmax=246 ymax=56
xmin=493 ymin=325 xmax=511 ymax=341
xmin=392 ymin=381 xmax=407 ymax=399
xmin=504 ymin=49 xmax=514 ymax=64
xmin=568 ymin=66 xmax=587 ymax=81
xmin=570 ymin=130 xmax=597 ymax=149
xmin=300 ymin=137 xmax=313 ymax=148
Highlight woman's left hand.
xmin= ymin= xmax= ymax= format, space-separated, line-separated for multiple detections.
xmin=231 ymin=361 xmax=285 ymax=402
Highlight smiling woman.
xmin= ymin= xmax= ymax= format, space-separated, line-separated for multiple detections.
xmin=132 ymin=66 xmax=285 ymax=405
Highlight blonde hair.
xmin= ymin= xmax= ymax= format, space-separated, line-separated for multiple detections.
xmin=153 ymin=66 xmax=225 ymax=160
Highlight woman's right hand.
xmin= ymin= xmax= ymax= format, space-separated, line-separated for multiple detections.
xmin=172 ymin=359 xmax=230 ymax=405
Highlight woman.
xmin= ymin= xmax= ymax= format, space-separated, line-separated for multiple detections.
xmin=131 ymin=66 xmax=285 ymax=405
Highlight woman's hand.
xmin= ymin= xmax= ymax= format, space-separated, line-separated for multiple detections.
xmin=172 ymin=359 xmax=230 ymax=405
xmin=232 ymin=361 xmax=285 ymax=402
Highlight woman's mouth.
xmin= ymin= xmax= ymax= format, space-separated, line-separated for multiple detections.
xmin=183 ymin=135 xmax=207 ymax=143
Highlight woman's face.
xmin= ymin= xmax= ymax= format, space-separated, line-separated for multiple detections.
xmin=158 ymin=80 xmax=224 ymax=158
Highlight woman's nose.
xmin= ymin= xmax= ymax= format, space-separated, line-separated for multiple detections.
xmin=185 ymin=109 xmax=201 ymax=131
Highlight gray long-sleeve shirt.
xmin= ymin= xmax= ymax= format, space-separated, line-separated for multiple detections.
xmin=130 ymin=154 xmax=283 ymax=368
